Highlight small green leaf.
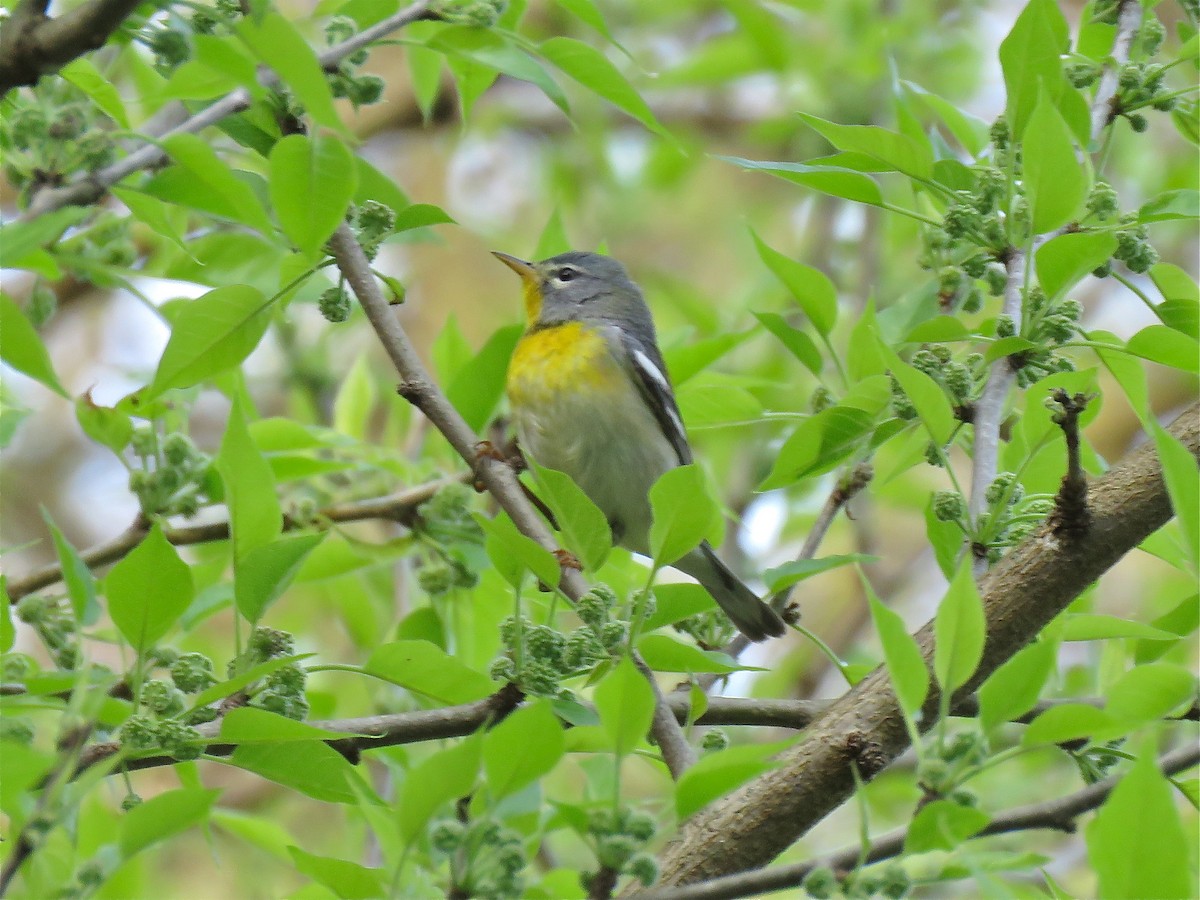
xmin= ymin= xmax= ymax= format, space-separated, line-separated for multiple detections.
xmin=754 ymin=312 xmax=822 ymax=375
xmin=799 ymin=114 xmax=933 ymax=181
xmin=675 ymin=741 xmax=785 ymax=820
xmin=1105 ymin=663 xmax=1197 ymax=728
xmin=235 ymin=532 xmax=326 ymax=623
xmin=105 ymin=523 xmax=194 ymax=654
xmin=1139 ymin=189 xmax=1200 ymax=223
xmin=868 ymin=583 xmax=929 ymax=719
xmin=217 ymin=396 xmax=282 ymax=564
xmin=477 ymin=511 xmax=561 ymax=589
xmin=288 ymin=848 xmax=385 ymax=900
xmin=145 ymin=285 xmax=274 ymax=400
xmin=446 ymin=324 xmax=522 ymax=432
xmin=636 ymin=634 xmax=756 ymax=674
xmin=528 ymin=462 xmax=612 ymax=571
xmin=1060 ymin=613 xmax=1179 ymax=642
xmin=269 ymin=134 xmax=357 ymax=255
xmin=118 ymin=788 xmax=220 ymax=859
xmin=999 ymin=0 xmax=1068 ymax=139
xmin=149 ymin=133 xmax=274 ymax=234
xmin=1126 ymin=325 xmax=1200 ymax=373
xmin=718 ymin=156 xmax=884 ymax=207
xmin=230 ymin=742 xmax=360 ymax=804
xmin=43 ymin=511 xmax=99 ymax=625
xmin=539 ymin=37 xmax=668 ymax=139
xmin=60 ymin=58 xmax=129 ymax=127
xmin=763 ymin=554 xmax=876 ymax=594
xmin=219 ymin=707 xmax=356 ymax=743
xmin=191 ymin=653 xmax=314 ymax=709
xmin=1022 ymin=702 xmax=1114 ymax=746
xmin=750 ymin=230 xmax=837 ymax=336
xmin=0 ymin=292 xmax=68 ymax=397
xmin=593 ymin=655 xmax=654 ymax=757
xmin=397 ymin=731 xmax=483 ymax=841
xmin=933 ymin=561 xmax=986 ymax=695
xmin=366 ymin=640 xmax=498 ymax=704
xmin=431 ymin=26 xmax=569 ymax=114
xmin=648 ymin=465 xmax=719 ymax=566
xmin=644 ymin=583 xmax=716 ymax=631
xmin=1024 ymin=88 xmax=1088 ymax=232
xmin=484 ymin=700 xmax=565 ymax=798
xmin=978 ymin=638 xmax=1056 ymax=734
xmin=236 ymin=12 xmax=344 ymax=133
xmin=1035 ymin=232 xmax=1117 ymax=301
xmin=1087 ymin=740 xmax=1194 ymax=900
xmin=884 ymin=350 xmax=956 ymax=443
xmin=905 ymin=799 xmax=989 ymax=854
xmin=393 ymin=203 xmax=456 ymax=232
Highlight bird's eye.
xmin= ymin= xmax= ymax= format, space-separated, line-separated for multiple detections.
xmin=556 ymin=267 xmax=577 ymax=282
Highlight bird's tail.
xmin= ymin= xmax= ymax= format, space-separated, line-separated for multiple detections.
xmin=678 ymin=543 xmax=787 ymax=642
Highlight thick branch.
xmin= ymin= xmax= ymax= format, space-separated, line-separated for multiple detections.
xmin=0 ymin=0 xmax=142 ymax=97
xmin=7 ymin=476 xmax=463 ymax=602
xmin=22 ymin=0 xmax=439 ymax=220
xmin=640 ymin=744 xmax=1200 ymax=900
xmin=651 ymin=402 xmax=1199 ymax=887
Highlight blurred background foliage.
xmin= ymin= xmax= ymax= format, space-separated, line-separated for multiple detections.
xmin=1 ymin=0 xmax=1197 ymax=897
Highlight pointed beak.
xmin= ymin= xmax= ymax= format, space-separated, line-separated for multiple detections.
xmin=492 ymin=251 xmax=537 ymax=283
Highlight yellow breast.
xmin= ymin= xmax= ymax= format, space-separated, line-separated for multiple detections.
xmin=507 ymin=322 xmax=622 ymax=407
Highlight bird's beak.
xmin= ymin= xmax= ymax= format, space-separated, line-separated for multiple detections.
xmin=492 ymin=251 xmax=537 ymax=283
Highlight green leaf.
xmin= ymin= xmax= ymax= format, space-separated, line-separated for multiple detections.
xmin=999 ymin=0 xmax=1068 ymax=139
xmin=675 ymin=740 xmax=784 ymax=820
xmin=760 ymin=405 xmax=877 ymax=490
xmin=868 ymin=583 xmax=929 ymax=719
xmin=230 ymin=742 xmax=360 ymax=804
xmin=664 ymin=330 xmax=754 ymax=383
xmin=353 ymin=156 xmax=410 ymax=218
xmin=644 ymin=583 xmax=717 ymax=631
xmin=529 ymin=461 xmax=612 ymax=571
xmin=149 ymin=133 xmax=274 ymax=234
xmin=1087 ymin=740 xmax=1194 ymax=900
xmin=1022 ymin=703 xmax=1114 ymax=746
xmin=884 ymin=351 xmax=956 ymax=443
xmin=217 ymin=396 xmax=282 ymax=564
xmin=754 ymin=312 xmax=822 ymax=375
xmin=636 ymin=634 xmax=755 ymax=674
xmin=332 ymin=355 xmax=375 ymax=441
xmin=904 ymin=316 xmax=973 ymax=343
xmin=719 ymin=156 xmax=884 ymax=207
xmin=539 ymin=37 xmax=668 ymax=138
xmin=978 ymin=638 xmax=1056 ymax=734
xmin=593 ymin=655 xmax=654 ymax=757
xmin=430 ymin=26 xmax=569 ymax=114
xmin=799 ymin=114 xmax=933 ymax=181
xmin=1061 ymin=613 xmax=1179 ymax=642
xmin=392 ymin=203 xmax=456 ymax=233
xmin=43 ymin=512 xmax=99 ymax=625
xmin=366 ymin=640 xmax=498 ymax=704
xmin=112 ymin=187 xmax=194 ymax=258
xmin=905 ymin=799 xmax=989 ymax=854
xmin=118 ymin=788 xmax=220 ymax=858
xmin=144 ymin=284 xmax=273 ymax=400
xmin=191 ymin=653 xmax=315 ymax=708
xmin=1136 ymin=594 xmax=1199 ymax=663
xmin=648 ymin=465 xmax=719 ymax=566
xmin=1023 ymin=88 xmax=1088 ymax=232
xmin=60 ymin=58 xmax=129 ymax=127
xmin=235 ymin=532 xmax=326 ymax=622
xmin=0 ymin=207 xmax=87 ymax=269
xmin=236 ymin=12 xmax=343 ymax=133
xmin=1126 ymin=325 xmax=1200 ymax=373
xmin=477 ymin=511 xmax=561 ymax=589
xmin=1139 ymin=189 xmax=1200 ymax=223
xmin=398 ymin=731 xmax=483 ymax=841
xmin=763 ymin=554 xmax=876 ymax=594
xmin=0 ymin=292 xmax=68 ymax=397
xmin=219 ymin=707 xmax=356 ymax=743
xmin=446 ymin=324 xmax=522 ymax=432
xmin=1105 ymin=663 xmax=1197 ymax=728
xmin=269 ymin=134 xmax=357 ymax=256
xmin=105 ymin=523 xmax=194 ymax=653
xmin=750 ymin=230 xmax=837 ymax=335
xmin=484 ymin=700 xmax=565 ymax=798
xmin=933 ymin=561 xmax=985 ymax=695
xmin=288 ymin=848 xmax=385 ymax=900
xmin=1035 ymin=232 xmax=1116 ymax=301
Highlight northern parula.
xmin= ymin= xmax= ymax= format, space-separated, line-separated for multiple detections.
xmin=495 ymin=250 xmax=786 ymax=642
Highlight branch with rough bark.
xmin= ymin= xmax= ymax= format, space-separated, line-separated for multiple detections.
xmin=639 ymin=743 xmax=1200 ymax=900
xmin=647 ymin=401 xmax=1199 ymax=887
xmin=7 ymin=476 xmax=464 ymax=602
xmin=0 ymin=0 xmax=143 ymax=98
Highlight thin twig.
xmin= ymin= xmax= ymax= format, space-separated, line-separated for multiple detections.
xmin=635 ymin=653 xmax=697 ymax=778
xmin=21 ymin=0 xmax=440 ymax=220
xmin=0 ymin=0 xmax=143 ymax=97
xmin=1090 ymin=1 xmax=1145 ymax=140
xmin=636 ymin=743 xmax=1200 ymax=900
xmin=6 ymin=476 xmax=464 ymax=602
xmin=1048 ymin=390 xmax=1093 ymax=537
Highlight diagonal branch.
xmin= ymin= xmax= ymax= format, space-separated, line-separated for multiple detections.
xmin=638 ymin=743 xmax=1200 ymax=900
xmin=0 ymin=0 xmax=143 ymax=98
xmin=649 ymin=402 xmax=1199 ymax=887
xmin=6 ymin=476 xmax=465 ymax=602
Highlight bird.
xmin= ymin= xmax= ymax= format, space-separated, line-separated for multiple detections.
xmin=495 ymin=249 xmax=787 ymax=642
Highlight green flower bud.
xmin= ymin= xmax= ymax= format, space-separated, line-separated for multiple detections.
xmin=1127 ymin=112 xmax=1148 ymax=133
xmin=810 ymin=385 xmax=835 ymax=413
xmin=932 ymin=490 xmax=966 ymax=522
xmin=628 ymin=853 xmax=659 ymax=886
xmin=249 ymin=626 xmax=294 ymax=659
xmin=961 ymin=285 xmax=984 ymax=313
xmin=489 ymin=656 xmax=516 ymax=681
xmin=318 ymin=286 xmax=352 ymax=323
xmin=624 ymin=811 xmax=657 ymax=842
xmin=989 ymin=116 xmax=1009 ymax=149
xmin=596 ymin=833 xmax=637 ymax=869
xmin=961 ymin=254 xmax=989 ymax=279
xmin=984 ymin=262 xmax=1008 ymax=296
xmin=119 ymin=714 xmax=160 ymax=751
xmin=1086 ymin=181 xmax=1119 ymax=221
xmin=599 ymin=621 xmax=628 ymax=651
xmin=803 ymin=866 xmax=839 ymax=900
xmin=121 ymin=792 xmax=143 ymax=811
xmin=429 ymin=818 xmax=466 ymax=854
xmin=995 ymin=314 xmax=1017 ymax=338
xmin=701 ymin=729 xmax=730 ymax=752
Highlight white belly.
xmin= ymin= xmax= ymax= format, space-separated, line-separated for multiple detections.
xmin=515 ymin=386 xmax=678 ymax=555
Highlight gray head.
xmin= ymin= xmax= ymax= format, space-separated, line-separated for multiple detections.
xmin=493 ymin=250 xmax=655 ymax=335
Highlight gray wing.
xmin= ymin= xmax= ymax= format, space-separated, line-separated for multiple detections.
xmin=621 ymin=333 xmax=692 ymax=466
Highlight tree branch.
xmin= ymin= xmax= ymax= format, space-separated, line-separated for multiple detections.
xmin=637 ymin=743 xmax=1200 ymax=900
xmin=21 ymin=0 xmax=440 ymax=220
xmin=1090 ymin=0 xmax=1144 ymax=139
xmin=0 ymin=0 xmax=142 ymax=98
xmin=6 ymin=476 xmax=464 ymax=602
xmin=649 ymin=402 xmax=1199 ymax=887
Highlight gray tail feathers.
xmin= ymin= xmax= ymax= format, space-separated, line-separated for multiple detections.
xmin=682 ymin=543 xmax=787 ymax=642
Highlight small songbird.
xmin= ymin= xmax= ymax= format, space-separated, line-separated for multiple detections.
xmin=496 ymin=250 xmax=786 ymax=642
